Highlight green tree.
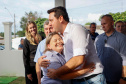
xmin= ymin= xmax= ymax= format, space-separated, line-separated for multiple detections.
xmin=12 ymin=32 xmax=14 ymax=35
xmin=99 ymin=11 xmax=126 ymax=24
xmin=20 ymin=17 xmax=27 ymax=32
xmin=35 ymin=18 xmax=48 ymax=39
xmin=16 ymin=31 xmax=25 ymax=37
xmin=0 ymin=32 xmax=4 ymax=37
xmin=85 ymin=22 xmax=91 ymax=25
xmin=99 ymin=15 xmax=103 ymax=21
xmin=25 ymin=11 xmax=41 ymax=21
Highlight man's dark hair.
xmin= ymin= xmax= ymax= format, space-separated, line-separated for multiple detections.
xmin=47 ymin=6 xmax=69 ymax=22
xmin=101 ymin=14 xmax=114 ymax=21
xmin=90 ymin=22 xmax=97 ymax=28
xmin=115 ymin=21 xmax=124 ymax=27
xmin=20 ymin=38 xmax=24 ymax=42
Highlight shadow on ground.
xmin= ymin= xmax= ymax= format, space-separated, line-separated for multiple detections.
xmin=9 ymin=77 xmax=25 ymax=84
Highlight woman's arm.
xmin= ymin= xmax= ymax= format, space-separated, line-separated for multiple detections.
xmin=59 ymin=62 xmax=95 ymax=80
xmin=23 ymin=39 xmax=32 ymax=80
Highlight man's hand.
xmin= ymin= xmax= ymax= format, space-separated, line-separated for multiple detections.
xmin=47 ymin=69 xmax=58 ymax=79
xmin=83 ymin=62 xmax=95 ymax=74
xmin=38 ymin=55 xmax=50 ymax=68
xmin=27 ymin=74 xmax=32 ymax=81
xmin=119 ymin=78 xmax=126 ymax=84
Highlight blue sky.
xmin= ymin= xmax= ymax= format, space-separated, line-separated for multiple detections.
xmin=0 ymin=0 xmax=126 ymax=33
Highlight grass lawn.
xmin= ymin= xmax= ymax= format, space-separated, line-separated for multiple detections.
xmin=0 ymin=76 xmax=17 ymax=84
xmin=0 ymin=76 xmax=25 ymax=84
xmin=9 ymin=77 xmax=25 ymax=84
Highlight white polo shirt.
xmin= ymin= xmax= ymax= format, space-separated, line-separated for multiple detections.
xmin=62 ymin=23 xmax=103 ymax=79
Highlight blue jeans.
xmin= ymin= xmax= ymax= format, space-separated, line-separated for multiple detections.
xmin=72 ymin=73 xmax=106 ymax=84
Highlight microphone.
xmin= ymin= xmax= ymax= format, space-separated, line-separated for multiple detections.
xmin=104 ymin=39 xmax=107 ymax=43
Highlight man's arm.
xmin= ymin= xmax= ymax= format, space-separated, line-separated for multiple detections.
xmin=57 ymin=55 xmax=85 ymax=75
xmin=18 ymin=44 xmax=23 ymax=50
xmin=58 ymin=62 xmax=95 ymax=80
xmin=120 ymin=37 xmax=126 ymax=77
xmin=122 ymin=66 xmax=126 ymax=77
xmin=38 ymin=56 xmax=50 ymax=68
xmin=34 ymin=40 xmax=48 ymax=83
xmin=34 ymin=42 xmax=42 ymax=84
xmin=119 ymin=36 xmax=126 ymax=83
xmin=36 ymin=63 xmax=41 ymax=84
xmin=47 ymin=55 xmax=85 ymax=78
xmin=18 ymin=47 xmax=23 ymax=50
xmin=119 ymin=66 xmax=126 ymax=84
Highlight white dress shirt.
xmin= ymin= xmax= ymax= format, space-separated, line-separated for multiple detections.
xmin=62 ymin=23 xmax=103 ymax=79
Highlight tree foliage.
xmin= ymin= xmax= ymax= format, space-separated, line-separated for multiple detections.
xmin=0 ymin=32 xmax=4 ymax=37
xmin=85 ymin=22 xmax=91 ymax=25
xmin=35 ymin=18 xmax=48 ymax=39
xmin=0 ymin=32 xmax=15 ymax=38
xmin=35 ymin=18 xmax=48 ymax=32
xmin=16 ymin=31 xmax=25 ymax=37
xmin=99 ymin=11 xmax=126 ymax=24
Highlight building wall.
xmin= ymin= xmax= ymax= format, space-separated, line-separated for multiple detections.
xmin=0 ymin=50 xmax=25 ymax=76
xmin=84 ymin=25 xmax=102 ymax=30
xmin=85 ymin=25 xmax=104 ymax=34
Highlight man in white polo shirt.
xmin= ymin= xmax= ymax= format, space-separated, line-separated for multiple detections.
xmin=38 ymin=6 xmax=106 ymax=84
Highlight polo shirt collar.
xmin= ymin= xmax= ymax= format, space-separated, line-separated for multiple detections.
xmin=51 ymin=50 xmax=63 ymax=56
xmin=43 ymin=38 xmax=46 ymax=41
xmin=103 ymin=30 xmax=116 ymax=37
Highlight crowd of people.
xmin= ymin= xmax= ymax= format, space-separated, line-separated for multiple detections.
xmin=22 ymin=6 xmax=126 ymax=84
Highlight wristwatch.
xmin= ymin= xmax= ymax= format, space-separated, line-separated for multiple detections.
xmin=121 ymin=77 xmax=126 ymax=81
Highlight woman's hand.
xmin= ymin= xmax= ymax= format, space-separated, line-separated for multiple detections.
xmin=27 ymin=74 xmax=32 ymax=81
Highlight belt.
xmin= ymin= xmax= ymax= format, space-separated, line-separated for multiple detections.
xmin=72 ymin=73 xmax=101 ymax=82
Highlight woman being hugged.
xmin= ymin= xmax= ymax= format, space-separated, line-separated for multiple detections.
xmin=42 ymin=32 xmax=95 ymax=84
xmin=23 ymin=21 xmax=42 ymax=84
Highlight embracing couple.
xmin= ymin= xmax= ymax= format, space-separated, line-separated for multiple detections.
xmin=36 ymin=6 xmax=106 ymax=84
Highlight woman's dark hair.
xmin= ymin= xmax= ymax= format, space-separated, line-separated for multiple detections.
xmin=115 ymin=21 xmax=124 ymax=27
